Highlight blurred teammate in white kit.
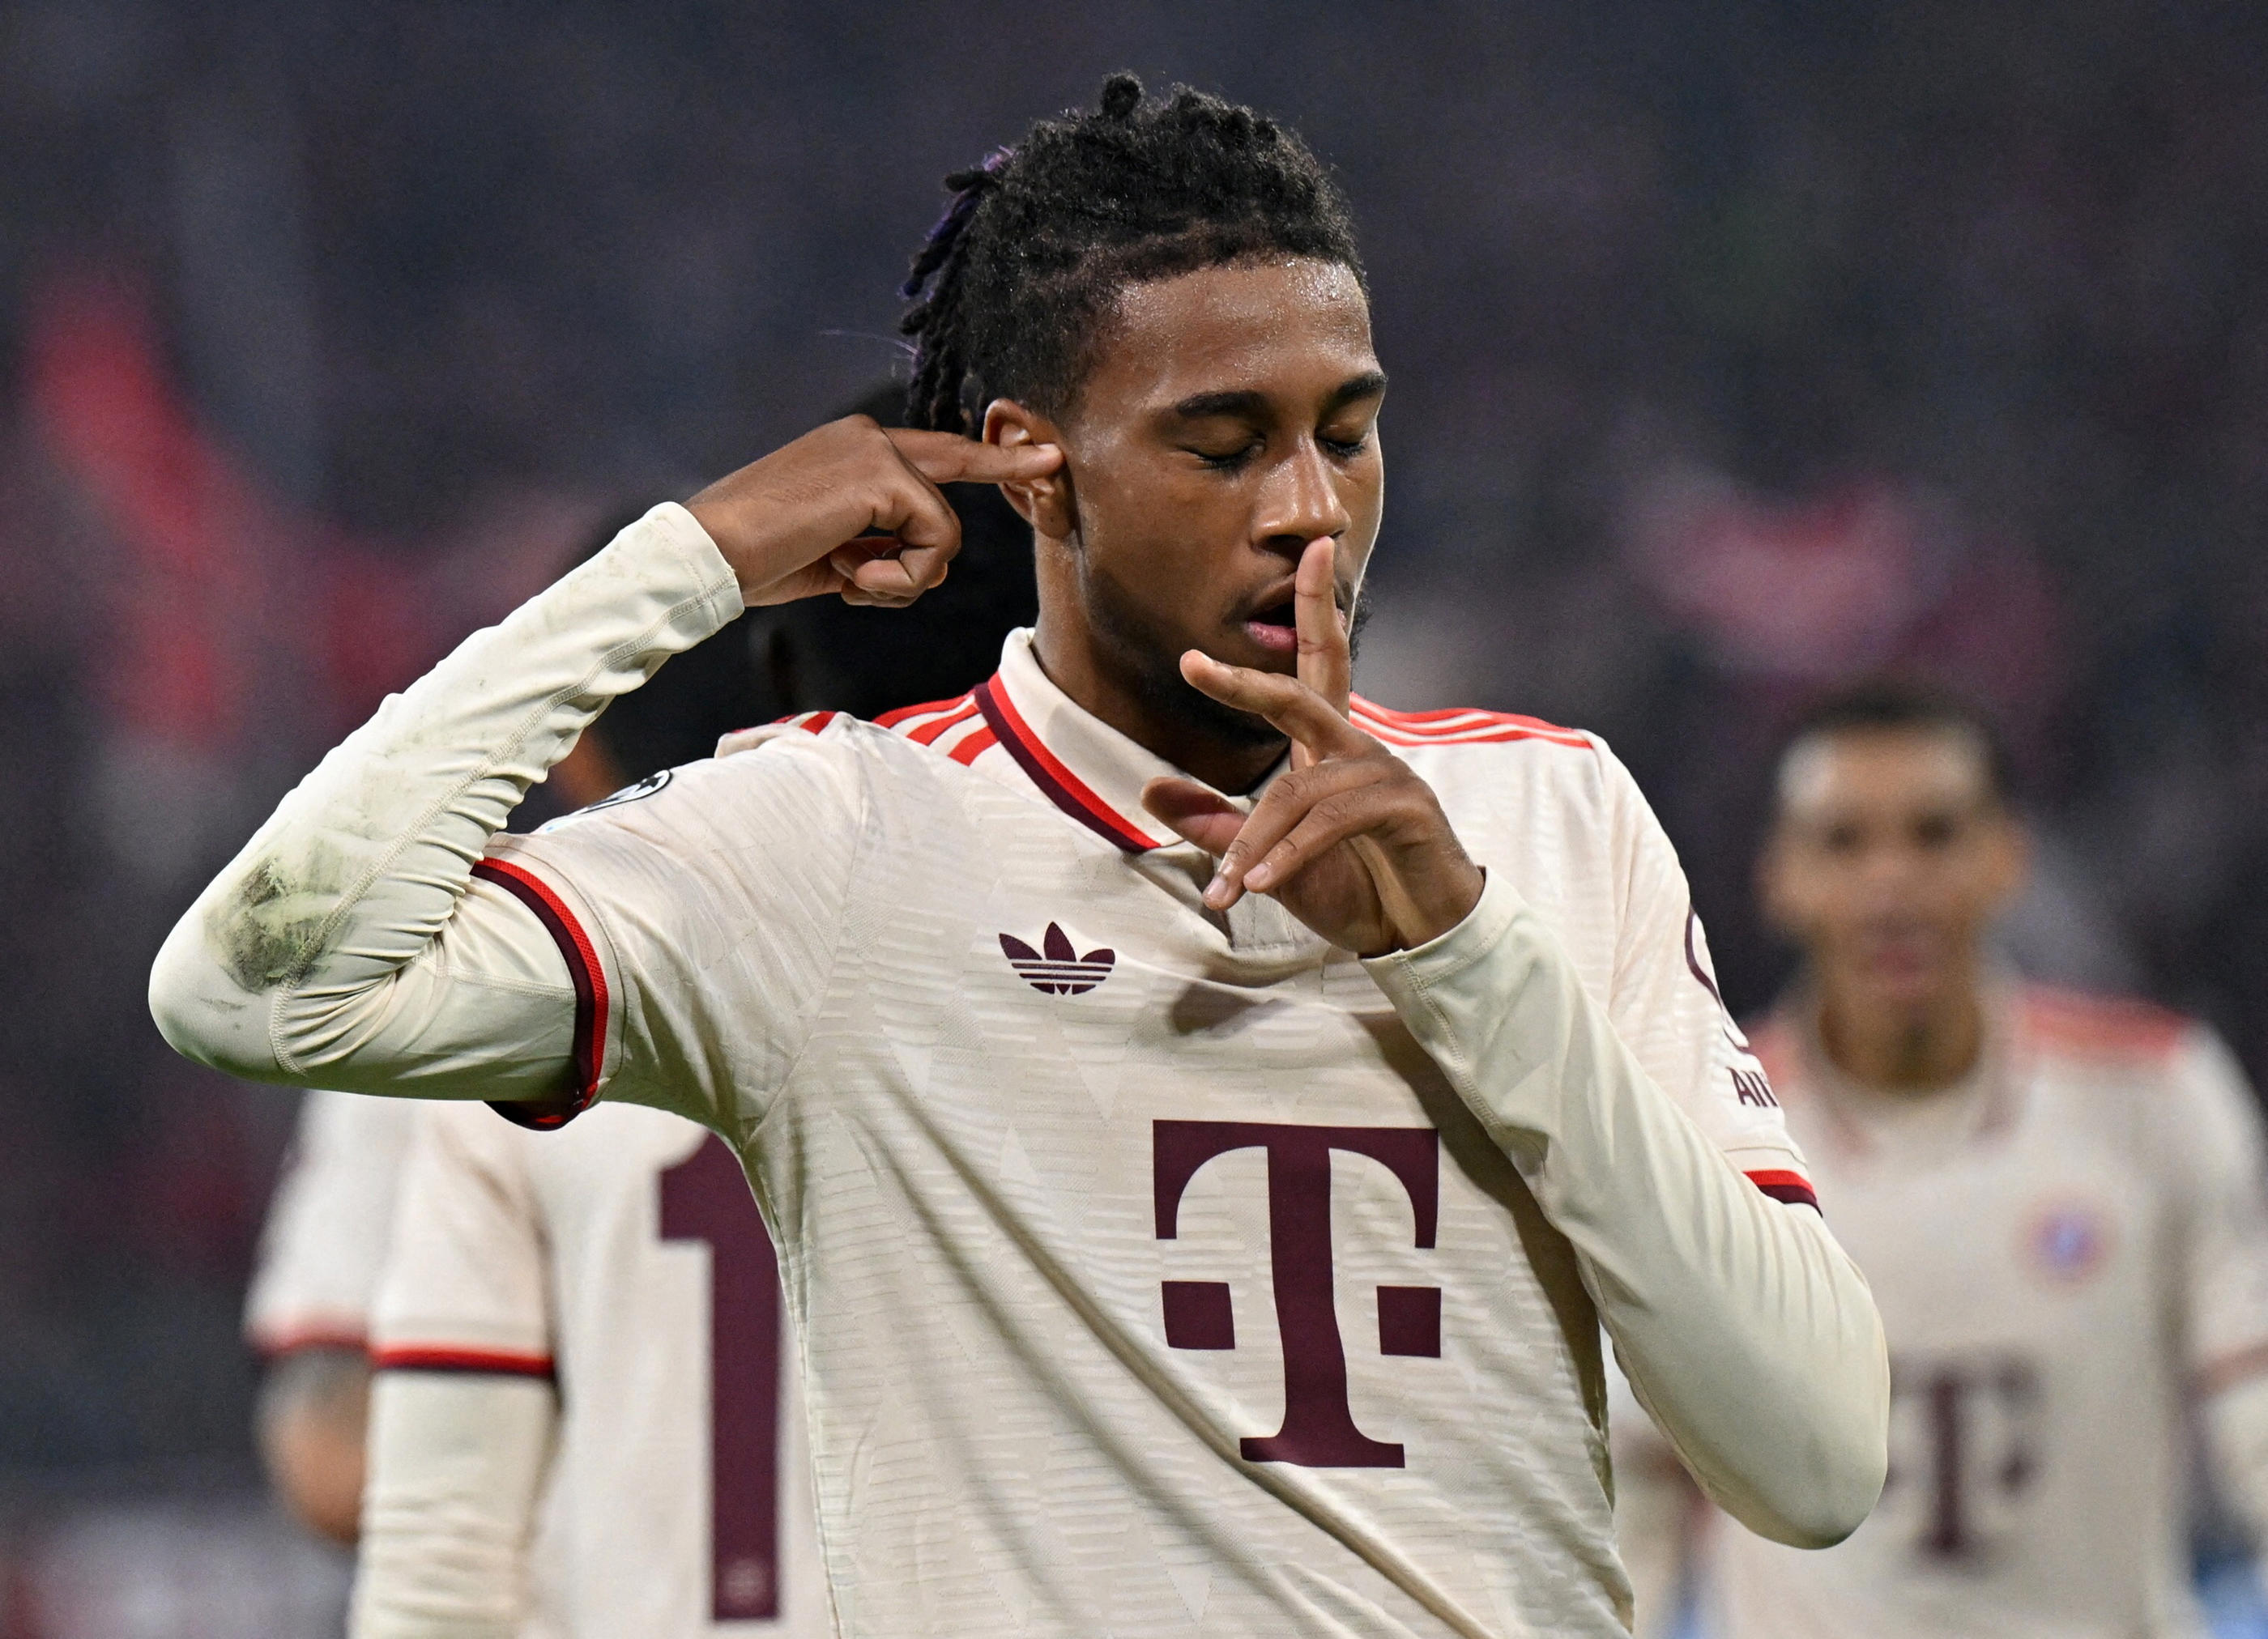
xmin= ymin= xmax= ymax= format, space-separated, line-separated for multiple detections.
xmin=1614 ymin=679 xmax=2268 ymax=1639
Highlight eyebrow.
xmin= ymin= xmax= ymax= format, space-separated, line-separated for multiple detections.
xmin=1166 ymin=369 xmax=1389 ymax=422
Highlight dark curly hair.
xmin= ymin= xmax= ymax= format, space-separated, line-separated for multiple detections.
xmin=897 ymin=73 xmax=1364 ymax=434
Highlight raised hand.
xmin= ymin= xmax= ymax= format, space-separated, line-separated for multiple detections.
xmin=687 ymin=415 xmax=1063 ymax=608
xmin=1140 ymin=538 xmax=1485 ymax=956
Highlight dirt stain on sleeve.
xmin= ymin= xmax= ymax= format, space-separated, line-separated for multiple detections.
xmin=206 ymin=852 xmax=345 ymax=993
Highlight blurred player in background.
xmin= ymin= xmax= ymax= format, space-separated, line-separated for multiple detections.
xmin=354 ymin=1104 xmax=821 ymax=1638
xmin=1614 ymin=679 xmax=2268 ymax=1638
xmin=245 ymin=425 xmax=1031 ymax=1564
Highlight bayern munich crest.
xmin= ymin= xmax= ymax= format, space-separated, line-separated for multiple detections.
xmin=1000 ymin=925 xmax=1115 ymax=995
xmin=2027 ymin=1203 xmax=2110 ymax=1283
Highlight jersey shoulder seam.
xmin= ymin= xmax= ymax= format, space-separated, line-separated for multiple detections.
xmin=2019 ymin=983 xmax=2191 ymax=1066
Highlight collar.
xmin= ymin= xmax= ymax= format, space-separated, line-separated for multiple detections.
xmin=974 ymin=629 xmax=1277 ymax=854
xmin=1778 ymin=971 xmax=2028 ymax=1160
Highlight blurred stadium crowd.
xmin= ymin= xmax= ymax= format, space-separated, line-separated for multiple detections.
xmin=1 ymin=0 xmax=2266 ymax=1628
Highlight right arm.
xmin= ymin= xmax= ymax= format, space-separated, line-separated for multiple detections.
xmin=149 ymin=499 xmax=741 ymax=1105
xmin=148 ymin=423 xmax=1061 ymax=1106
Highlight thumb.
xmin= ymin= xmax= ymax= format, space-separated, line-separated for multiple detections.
xmin=1140 ymin=777 xmax=1243 ymax=858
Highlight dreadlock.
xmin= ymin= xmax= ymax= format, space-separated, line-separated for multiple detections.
xmin=898 ymin=74 xmax=1363 ymax=434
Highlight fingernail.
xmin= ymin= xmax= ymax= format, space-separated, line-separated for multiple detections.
xmin=1244 ymin=863 xmax=1272 ymax=890
xmin=1204 ymin=873 xmax=1230 ymax=907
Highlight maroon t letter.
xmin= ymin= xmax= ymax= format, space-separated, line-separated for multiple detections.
xmin=1154 ymin=1121 xmax=1439 ymax=1467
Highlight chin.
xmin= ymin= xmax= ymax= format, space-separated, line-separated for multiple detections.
xmin=1864 ymin=972 xmax=1950 ymax=1015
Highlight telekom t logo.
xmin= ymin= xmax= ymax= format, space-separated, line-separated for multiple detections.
xmin=1153 ymin=1120 xmax=1439 ymax=1468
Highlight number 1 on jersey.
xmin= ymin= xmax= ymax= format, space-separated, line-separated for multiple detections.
xmin=661 ymin=1136 xmax=785 ymax=1622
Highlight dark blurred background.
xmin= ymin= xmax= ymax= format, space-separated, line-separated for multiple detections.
xmin=2 ymin=0 xmax=2266 ymax=1629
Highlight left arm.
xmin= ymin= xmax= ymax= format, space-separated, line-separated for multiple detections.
xmin=1144 ymin=539 xmax=1888 ymax=1547
xmin=1362 ymin=871 xmax=1887 ymax=1546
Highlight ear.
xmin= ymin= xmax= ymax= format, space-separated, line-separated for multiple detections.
xmin=983 ymin=398 xmax=1075 ymax=539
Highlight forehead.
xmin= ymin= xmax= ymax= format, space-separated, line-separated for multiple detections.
xmin=1079 ymin=258 xmax=1375 ymax=411
xmin=1778 ymin=726 xmax=1994 ymax=823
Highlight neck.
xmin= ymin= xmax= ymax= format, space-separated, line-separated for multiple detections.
xmin=1030 ymin=546 xmax=1287 ymax=794
xmin=1813 ymin=966 xmax=1989 ymax=1092
xmin=1031 ymin=618 xmax=1285 ymax=793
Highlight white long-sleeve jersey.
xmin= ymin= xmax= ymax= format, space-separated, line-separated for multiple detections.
xmin=353 ymin=1100 xmax=829 ymax=1639
xmin=151 ymin=503 xmax=1886 ymax=1637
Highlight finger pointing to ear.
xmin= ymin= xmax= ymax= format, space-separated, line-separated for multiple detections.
xmin=889 ymin=429 xmax=1064 ymax=487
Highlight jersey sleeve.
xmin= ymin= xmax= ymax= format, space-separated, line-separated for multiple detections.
xmin=476 ymin=723 xmax=865 ymax=1133
xmin=148 ymin=504 xmax=744 ymax=1113
xmin=370 ymin=1102 xmax=556 ymax=1374
xmin=1597 ymin=743 xmax=1814 ymax=1204
xmin=244 ymin=1088 xmax=420 ymax=1355
xmin=2164 ymin=1027 xmax=2268 ymax=1389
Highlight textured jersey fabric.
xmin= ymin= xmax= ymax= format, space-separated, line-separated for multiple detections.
xmin=245 ymin=1087 xmax=418 ymax=1355
xmin=359 ymin=1100 xmax=828 ymax=1639
xmin=1628 ymin=985 xmax=2268 ymax=1639
xmin=153 ymin=503 xmax=1888 ymax=1639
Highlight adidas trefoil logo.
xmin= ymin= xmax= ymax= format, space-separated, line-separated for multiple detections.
xmin=1000 ymin=924 xmax=1115 ymax=995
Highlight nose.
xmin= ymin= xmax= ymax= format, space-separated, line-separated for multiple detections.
xmin=1254 ymin=437 xmax=1352 ymax=551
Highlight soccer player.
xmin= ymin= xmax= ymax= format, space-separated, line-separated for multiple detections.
xmin=154 ymin=77 xmax=1888 ymax=1635
xmin=1612 ymin=680 xmax=2268 ymax=1638
xmin=353 ymin=1100 xmax=830 ymax=1638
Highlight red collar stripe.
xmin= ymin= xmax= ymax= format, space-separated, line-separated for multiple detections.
xmin=471 ymin=857 xmax=608 ymax=1129
xmin=1350 ymin=697 xmax=1591 ymax=749
xmin=973 ymin=678 xmax=1156 ymax=853
xmin=948 ymin=725 xmax=998 ymax=766
xmin=878 ymin=693 xmax=969 ymax=729
xmin=907 ymin=698 xmax=980 ymax=746
xmin=1744 ymin=1169 xmax=1820 ymax=1212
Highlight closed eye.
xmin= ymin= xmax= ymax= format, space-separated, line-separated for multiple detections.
xmin=1187 ymin=440 xmax=1263 ymax=471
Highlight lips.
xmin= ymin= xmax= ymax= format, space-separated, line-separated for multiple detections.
xmin=1232 ymin=577 xmax=1299 ymax=652
xmin=1242 ymin=598 xmax=1298 ymax=653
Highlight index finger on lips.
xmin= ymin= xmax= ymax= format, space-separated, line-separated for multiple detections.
xmin=888 ymin=428 xmax=1064 ymax=487
xmin=1179 ymin=649 xmax=1371 ymax=761
xmin=1294 ymin=537 xmax=1352 ymax=716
